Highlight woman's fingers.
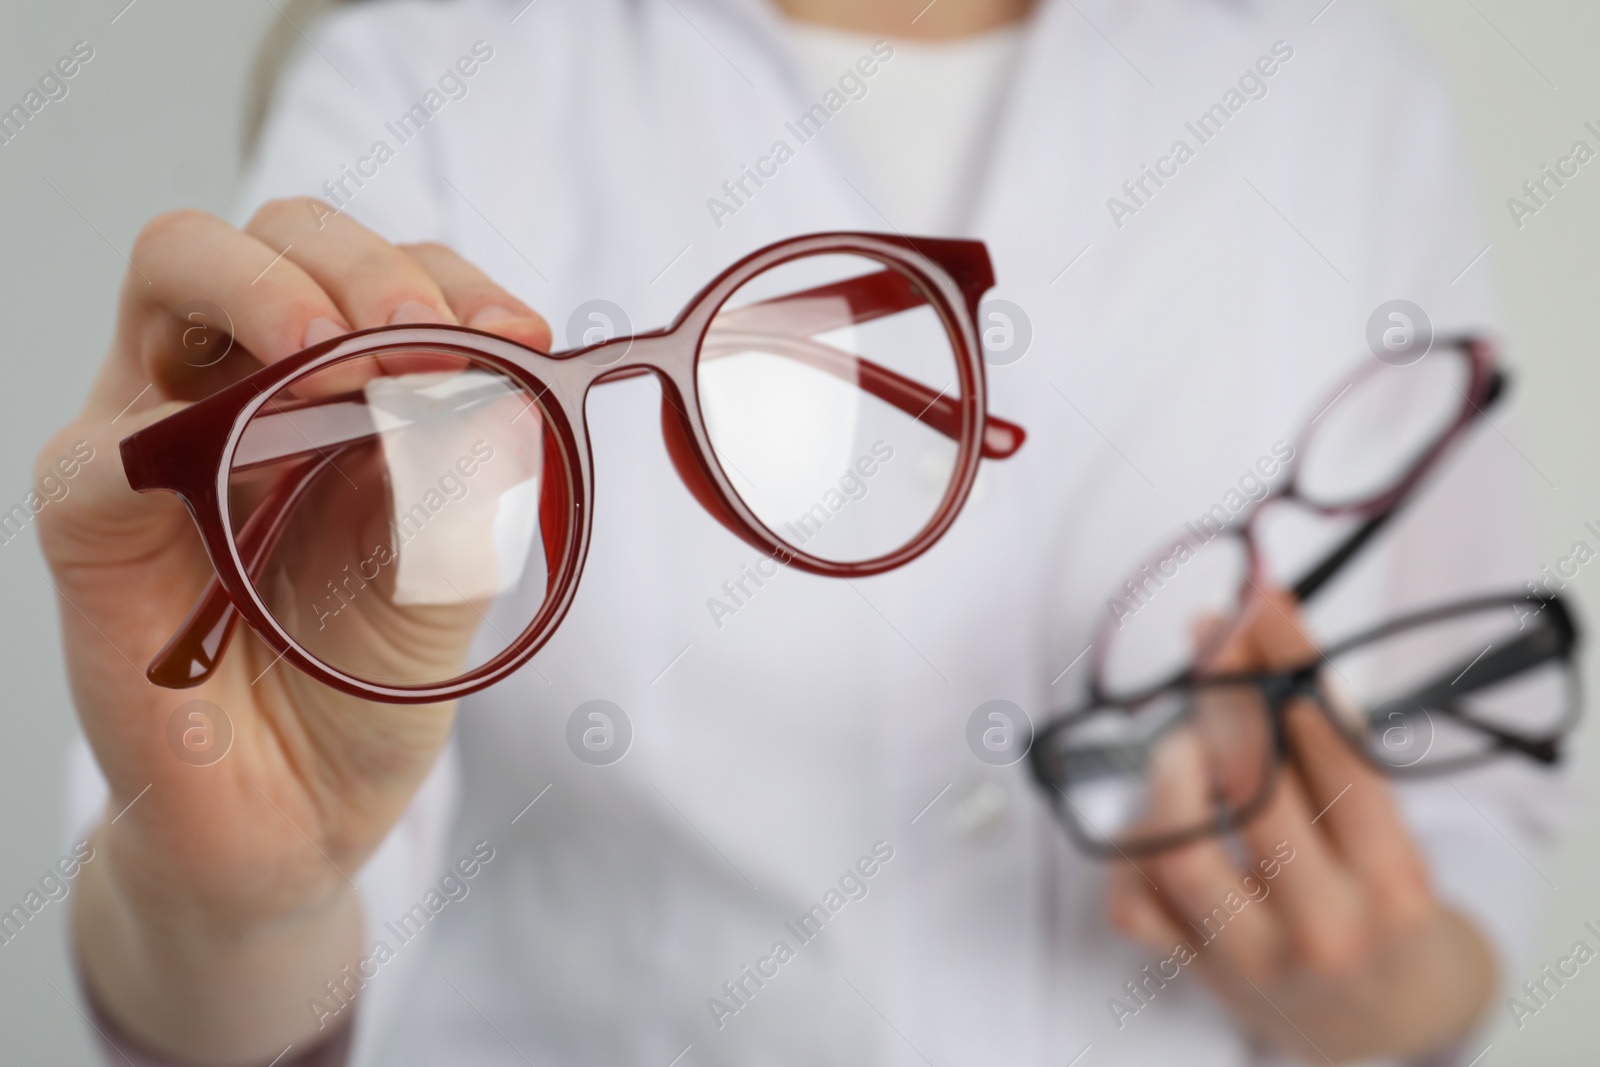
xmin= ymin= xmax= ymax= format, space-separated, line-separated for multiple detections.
xmin=1115 ymin=580 xmax=1444 ymax=1011
xmin=1244 ymin=586 xmax=1435 ymax=931
xmin=1107 ymin=858 xmax=1184 ymax=952
xmin=1140 ymin=730 xmax=1282 ymax=978
xmin=1284 ymin=701 xmax=1435 ymax=929
xmin=244 ymin=199 xmax=456 ymax=330
xmin=101 ymin=205 xmax=550 ymax=429
xmin=35 ymin=401 xmax=197 ymax=573
xmin=1233 ymin=751 xmax=1374 ymax=974
xmin=1222 ymin=590 xmax=1374 ymax=971
xmin=401 ymin=242 xmax=552 ymax=351
xmin=1194 ymin=586 xmax=1388 ymax=974
xmin=94 ymin=208 xmax=352 ymax=419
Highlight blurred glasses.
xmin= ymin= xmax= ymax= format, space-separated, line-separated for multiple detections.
xmin=120 ymin=233 xmax=1026 ymax=703
xmin=1090 ymin=337 xmax=1505 ymax=703
xmin=1032 ymin=592 xmax=1580 ymax=857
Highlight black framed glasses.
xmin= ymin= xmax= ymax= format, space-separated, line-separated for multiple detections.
xmin=1090 ymin=337 xmax=1505 ymax=703
xmin=1032 ymin=592 xmax=1580 ymax=858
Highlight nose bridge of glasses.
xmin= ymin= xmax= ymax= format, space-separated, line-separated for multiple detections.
xmin=545 ymin=348 xmax=744 ymax=544
xmin=555 ymin=330 xmax=677 ymax=386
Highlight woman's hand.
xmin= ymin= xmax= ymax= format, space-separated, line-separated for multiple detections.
xmin=40 ymin=200 xmax=549 ymax=1065
xmin=1104 ymin=587 xmax=1495 ymax=1063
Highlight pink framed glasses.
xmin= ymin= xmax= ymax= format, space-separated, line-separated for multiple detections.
xmin=121 ymin=232 xmax=1027 ymax=703
xmin=1090 ymin=337 xmax=1503 ymax=702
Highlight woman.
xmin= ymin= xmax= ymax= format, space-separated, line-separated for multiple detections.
xmin=42 ymin=0 xmax=1572 ymax=1064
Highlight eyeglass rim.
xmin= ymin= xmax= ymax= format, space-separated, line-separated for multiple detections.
xmin=1284 ymin=335 xmax=1500 ymax=516
xmin=118 ymin=232 xmax=1014 ymax=703
xmin=1036 ymin=683 xmax=1286 ymax=858
xmin=680 ymin=238 xmax=991 ymax=574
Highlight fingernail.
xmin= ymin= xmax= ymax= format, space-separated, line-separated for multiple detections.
xmin=468 ymin=305 xmax=521 ymax=327
xmin=302 ymin=316 xmax=346 ymax=349
xmin=389 ymin=300 xmax=450 ymax=326
xmin=1109 ymin=894 xmax=1145 ymax=937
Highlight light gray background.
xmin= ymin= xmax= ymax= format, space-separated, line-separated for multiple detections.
xmin=0 ymin=0 xmax=1596 ymax=1061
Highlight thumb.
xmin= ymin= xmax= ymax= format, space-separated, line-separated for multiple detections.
xmin=36 ymin=401 xmax=194 ymax=572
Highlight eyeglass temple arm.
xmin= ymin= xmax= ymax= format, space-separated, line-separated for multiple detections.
xmin=1365 ymin=622 xmax=1571 ymax=764
xmin=1289 ymin=511 xmax=1394 ymax=602
xmin=709 ymin=268 xmax=1025 ymax=459
xmin=700 ymin=330 xmax=1021 ymax=458
xmin=145 ymin=450 xmax=344 ymax=687
xmin=1289 ymin=369 xmax=1509 ymax=604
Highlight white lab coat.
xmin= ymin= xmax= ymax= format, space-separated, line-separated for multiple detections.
xmin=70 ymin=0 xmax=1581 ymax=1064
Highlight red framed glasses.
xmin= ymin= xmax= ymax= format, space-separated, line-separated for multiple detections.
xmin=120 ymin=232 xmax=1027 ymax=703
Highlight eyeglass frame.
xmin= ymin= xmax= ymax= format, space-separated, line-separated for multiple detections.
xmin=1036 ymin=590 xmax=1581 ymax=858
xmin=1089 ymin=335 xmax=1506 ymax=705
xmin=119 ymin=231 xmax=1027 ymax=704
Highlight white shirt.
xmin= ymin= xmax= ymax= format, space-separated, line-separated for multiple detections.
xmin=69 ymin=1 xmax=1581 ymax=1065
xmin=786 ymin=21 xmax=1026 ymax=233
